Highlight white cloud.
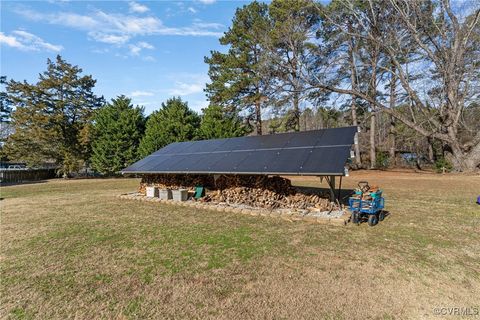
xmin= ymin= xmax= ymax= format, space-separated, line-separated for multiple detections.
xmin=14 ymin=7 xmax=224 ymax=58
xmin=129 ymin=46 xmax=141 ymax=55
xmin=129 ymin=2 xmax=149 ymax=14
xmin=192 ymin=21 xmax=223 ymax=29
xmin=137 ymin=41 xmax=154 ymax=49
xmin=89 ymin=32 xmax=130 ymax=44
xmin=0 ymin=33 xmax=24 ymax=48
xmin=130 ymin=90 xmax=154 ymax=97
xmin=169 ymin=82 xmax=204 ymax=96
xmin=128 ymin=41 xmax=154 ymax=56
xmin=169 ymin=75 xmax=208 ymax=96
xmin=16 ymin=8 xmax=224 ymax=39
xmin=53 ymin=13 xmax=99 ymax=29
xmin=190 ymin=99 xmax=210 ymax=113
xmin=0 ymin=30 xmax=63 ymax=52
xmin=154 ymin=27 xmax=222 ymax=37
xmin=92 ymin=47 xmax=110 ymax=54
xmin=198 ymin=0 xmax=216 ymax=4
xmin=21 ymin=9 xmax=100 ymax=29
xmin=188 ymin=7 xmax=197 ymax=14
xmin=94 ymin=11 xmax=161 ymax=34
xmin=142 ymin=55 xmax=156 ymax=62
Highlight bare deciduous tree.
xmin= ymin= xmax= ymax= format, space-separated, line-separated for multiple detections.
xmin=311 ymin=0 xmax=480 ymax=171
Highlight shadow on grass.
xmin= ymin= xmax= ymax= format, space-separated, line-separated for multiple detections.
xmin=294 ymin=186 xmax=355 ymax=206
xmin=350 ymin=210 xmax=392 ymax=226
xmin=1 ymin=180 xmax=48 ymax=187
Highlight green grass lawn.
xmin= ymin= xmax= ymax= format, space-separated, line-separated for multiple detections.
xmin=1 ymin=172 xmax=479 ymax=319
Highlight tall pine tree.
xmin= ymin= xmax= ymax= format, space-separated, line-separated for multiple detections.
xmin=205 ymin=1 xmax=272 ymax=135
xmin=90 ymin=96 xmax=145 ymax=175
xmin=0 ymin=76 xmax=13 ymax=159
xmin=4 ymin=56 xmax=104 ymax=175
xmin=0 ymin=76 xmax=12 ymax=123
xmin=138 ymin=97 xmax=200 ymax=157
xmin=267 ymin=0 xmax=319 ymax=132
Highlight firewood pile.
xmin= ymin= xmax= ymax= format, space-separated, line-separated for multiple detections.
xmin=139 ymin=174 xmax=334 ymax=211
xmin=207 ymin=188 xmax=332 ymax=210
xmin=213 ymin=175 xmax=293 ymax=192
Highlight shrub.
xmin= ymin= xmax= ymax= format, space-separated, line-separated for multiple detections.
xmin=434 ymin=157 xmax=453 ymax=173
xmin=376 ymin=151 xmax=389 ymax=169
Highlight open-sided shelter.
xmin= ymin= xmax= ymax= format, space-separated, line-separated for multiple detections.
xmin=122 ymin=126 xmax=358 ymax=202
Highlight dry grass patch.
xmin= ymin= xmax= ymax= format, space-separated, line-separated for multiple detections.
xmin=1 ymin=171 xmax=479 ymax=319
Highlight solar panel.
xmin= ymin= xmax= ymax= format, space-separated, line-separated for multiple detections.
xmin=122 ymin=126 xmax=357 ymax=176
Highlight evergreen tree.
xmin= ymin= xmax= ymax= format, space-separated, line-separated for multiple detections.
xmin=4 ymin=56 xmax=104 ymax=175
xmin=198 ymin=105 xmax=249 ymax=139
xmin=90 ymin=95 xmax=145 ymax=175
xmin=205 ymin=1 xmax=272 ymax=135
xmin=138 ymin=97 xmax=200 ymax=157
xmin=0 ymin=76 xmax=13 ymax=159
xmin=0 ymin=76 xmax=12 ymax=123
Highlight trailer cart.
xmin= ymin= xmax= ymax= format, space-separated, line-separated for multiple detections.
xmin=348 ymin=181 xmax=385 ymax=226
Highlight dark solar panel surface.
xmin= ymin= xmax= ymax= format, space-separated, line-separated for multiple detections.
xmin=122 ymin=126 xmax=357 ymax=176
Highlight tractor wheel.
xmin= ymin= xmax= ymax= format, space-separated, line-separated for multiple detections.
xmin=368 ymin=214 xmax=378 ymax=226
xmin=352 ymin=212 xmax=360 ymax=225
xmin=378 ymin=211 xmax=385 ymax=221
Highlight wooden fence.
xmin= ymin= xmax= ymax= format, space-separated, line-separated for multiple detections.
xmin=0 ymin=168 xmax=57 ymax=184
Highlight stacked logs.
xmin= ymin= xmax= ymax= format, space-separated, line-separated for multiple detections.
xmin=208 ymin=187 xmax=332 ymax=210
xmin=139 ymin=174 xmax=334 ymax=211
xmin=214 ymin=175 xmax=294 ymax=193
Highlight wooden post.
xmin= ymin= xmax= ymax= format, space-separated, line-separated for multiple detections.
xmin=329 ymin=175 xmax=336 ymax=202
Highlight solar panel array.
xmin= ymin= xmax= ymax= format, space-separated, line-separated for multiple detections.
xmin=122 ymin=126 xmax=357 ymax=176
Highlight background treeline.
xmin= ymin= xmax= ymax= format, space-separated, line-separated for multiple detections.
xmin=1 ymin=0 xmax=479 ymax=175
xmin=0 ymin=57 xmax=247 ymax=176
xmin=203 ymin=0 xmax=479 ymax=172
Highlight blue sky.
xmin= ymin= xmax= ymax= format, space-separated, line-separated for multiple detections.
xmin=1 ymin=0 xmax=246 ymax=114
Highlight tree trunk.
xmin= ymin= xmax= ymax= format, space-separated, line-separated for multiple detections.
xmin=255 ymin=100 xmax=262 ymax=136
xmin=351 ymin=105 xmax=361 ymax=167
xmin=427 ymin=137 xmax=434 ymax=163
xmin=292 ymin=53 xmax=301 ymax=132
xmin=466 ymin=148 xmax=480 ymax=171
xmin=449 ymin=141 xmax=480 ymax=172
xmin=349 ymin=37 xmax=361 ymax=166
xmin=389 ymin=116 xmax=396 ymax=166
xmin=369 ymin=47 xmax=379 ymax=169
xmin=370 ymin=114 xmax=376 ymax=169
xmin=388 ymin=62 xmax=397 ymax=166
xmin=293 ymin=91 xmax=300 ymax=132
